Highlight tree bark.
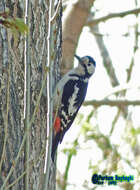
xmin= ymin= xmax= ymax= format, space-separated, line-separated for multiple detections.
xmin=0 ymin=0 xmax=62 ymax=189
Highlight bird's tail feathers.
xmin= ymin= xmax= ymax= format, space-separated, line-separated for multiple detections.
xmin=51 ymin=132 xmax=61 ymax=162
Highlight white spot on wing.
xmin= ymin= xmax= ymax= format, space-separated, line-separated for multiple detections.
xmin=62 ymin=110 xmax=68 ymax=120
xmin=61 ymin=119 xmax=67 ymax=128
xmin=83 ymin=78 xmax=89 ymax=83
xmin=53 ymin=69 xmax=79 ymax=108
xmin=68 ymin=85 xmax=79 ymax=116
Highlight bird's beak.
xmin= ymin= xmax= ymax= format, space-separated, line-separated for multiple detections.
xmin=74 ymin=55 xmax=82 ymax=63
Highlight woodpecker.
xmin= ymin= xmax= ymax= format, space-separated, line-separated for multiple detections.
xmin=51 ymin=55 xmax=96 ymax=161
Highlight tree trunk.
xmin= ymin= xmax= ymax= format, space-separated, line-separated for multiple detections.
xmin=0 ymin=0 xmax=62 ymax=189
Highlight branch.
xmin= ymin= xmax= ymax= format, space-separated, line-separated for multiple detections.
xmin=51 ymin=0 xmax=62 ymax=23
xmin=87 ymin=8 xmax=140 ymax=26
xmin=62 ymin=0 xmax=95 ymax=75
xmin=92 ymin=25 xmax=119 ymax=87
xmin=24 ymin=0 xmax=31 ymax=188
xmin=6 ymin=145 xmax=45 ymax=189
xmin=103 ymin=83 xmax=140 ymax=98
xmin=83 ymin=99 xmax=140 ymax=107
xmin=43 ymin=0 xmax=54 ymax=188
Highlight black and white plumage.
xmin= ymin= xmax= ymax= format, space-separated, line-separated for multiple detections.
xmin=52 ymin=55 xmax=96 ymax=161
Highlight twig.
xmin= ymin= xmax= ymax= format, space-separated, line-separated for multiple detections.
xmin=6 ymin=171 xmax=26 ymax=190
xmin=24 ymin=0 xmax=31 ymax=189
xmin=6 ymin=145 xmax=46 ymax=189
xmin=127 ymin=23 xmax=138 ymax=82
xmin=87 ymin=8 xmax=140 ymax=26
xmin=92 ymin=25 xmax=119 ymax=87
xmin=83 ymin=99 xmax=140 ymax=107
xmin=51 ymin=0 xmax=62 ymax=23
xmin=109 ymin=109 xmax=121 ymax=136
xmin=103 ymin=82 xmax=140 ymax=98
xmin=43 ymin=0 xmax=54 ymax=188
xmin=63 ymin=153 xmax=73 ymax=190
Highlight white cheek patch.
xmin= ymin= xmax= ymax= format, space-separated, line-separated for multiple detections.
xmin=87 ymin=65 xmax=95 ymax=75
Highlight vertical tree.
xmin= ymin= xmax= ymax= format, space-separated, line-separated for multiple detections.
xmin=0 ymin=0 xmax=62 ymax=189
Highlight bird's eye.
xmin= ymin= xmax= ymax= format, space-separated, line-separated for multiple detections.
xmin=88 ymin=63 xmax=91 ymax=66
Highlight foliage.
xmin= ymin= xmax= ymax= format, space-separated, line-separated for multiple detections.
xmin=0 ymin=8 xmax=28 ymax=34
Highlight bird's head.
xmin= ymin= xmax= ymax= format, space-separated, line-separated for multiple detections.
xmin=74 ymin=55 xmax=96 ymax=78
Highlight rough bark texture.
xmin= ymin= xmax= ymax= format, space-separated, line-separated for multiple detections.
xmin=0 ymin=0 xmax=62 ymax=189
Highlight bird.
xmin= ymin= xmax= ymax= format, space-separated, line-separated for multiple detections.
xmin=51 ymin=55 xmax=96 ymax=161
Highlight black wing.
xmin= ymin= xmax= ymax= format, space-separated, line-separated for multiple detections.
xmin=51 ymin=79 xmax=88 ymax=161
xmin=59 ymin=79 xmax=88 ymax=142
